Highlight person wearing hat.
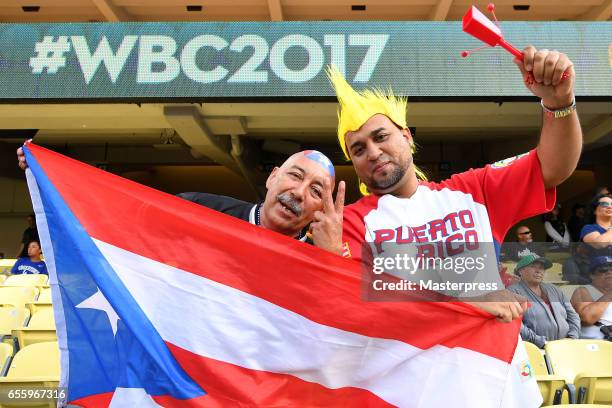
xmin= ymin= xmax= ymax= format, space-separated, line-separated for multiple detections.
xmin=571 ymin=255 xmax=612 ymax=339
xmin=508 ymin=254 xmax=580 ymax=348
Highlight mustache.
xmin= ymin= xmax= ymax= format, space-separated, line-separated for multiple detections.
xmin=277 ymin=193 xmax=303 ymax=216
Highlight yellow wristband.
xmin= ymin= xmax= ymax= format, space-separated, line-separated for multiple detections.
xmin=541 ymin=98 xmax=576 ymax=119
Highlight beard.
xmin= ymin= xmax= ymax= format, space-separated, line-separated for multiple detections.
xmin=366 ymin=153 xmax=412 ymax=192
xmin=368 ymin=165 xmax=406 ymax=190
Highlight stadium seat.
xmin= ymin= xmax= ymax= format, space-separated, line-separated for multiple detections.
xmin=549 ymin=262 xmax=563 ymax=274
xmin=523 ymin=341 xmax=566 ymax=405
xmin=0 ymin=343 xmax=12 ymax=377
xmin=542 ymin=405 xmax=612 ymax=408
xmin=3 ymin=274 xmax=48 ymax=287
xmin=37 ymin=288 xmax=52 ymax=303
xmin=0 ymin=276 xmax=5 ymax=285
xmin=559 ymin=284 xmax=580 ymax=300
xmin=524 ymin=341 xmax=549 ymax=375
xmin=0 ymin=342 xmax=60 ymax=408
xmin=25 ymin=302 xmax=52 ymax=317
xmin=0 ymin=259 xmax=16 ymax=275
xmin=12 ymin=309 xmax=56 ymax=350
xmin=0 ymin=286 xmax=39 ymax=308
xmin=544 ymin=269 xmax=568 ymax=285
xmin=0 ymin=307 xmax=30 ymax=337
xmin=501 ymin=262 xmax=516 ymax=275
xmin=544 ymin=252 xmax=570 ymax=264
xmin=545 ymin=339 xmax=612 ymax=404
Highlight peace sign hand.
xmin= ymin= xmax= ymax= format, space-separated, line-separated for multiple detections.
xmin=311 ymin=180 xmax=345 ymax=255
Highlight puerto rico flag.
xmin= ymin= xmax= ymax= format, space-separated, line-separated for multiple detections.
xmin=23 ymin=142 xmax=542 ymax=407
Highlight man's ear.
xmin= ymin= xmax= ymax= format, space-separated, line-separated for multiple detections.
xmin=265 ymin=167 xmax=280 ymax=189
xmin=401 ymin=128 xmax=413 ymax=146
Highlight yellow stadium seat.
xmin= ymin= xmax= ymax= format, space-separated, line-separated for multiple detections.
xmin=544 ymin=252 xmax=570 ymax=264
xmin=12 ymin=309 xmax=56 ymax=350
xmin=0 ymin=307 xmax=30 ymax=337
xmin=0 ymin=343 xmax=12 ymax=377
xmin=37 ymin=288 xmax=52 ymax=303
xmin=523 ymin=341 xmax=567 ymax=405
xmin=0 ymin=286 xmax=39 ymax=308
xmin=545 ymin=339 xmax=612 ymax=405
xmin=502 ymin=262 xmax=516 ymax=275
xmin=0 ymin=276 xmax=5 ymax=285
xmin=2 ymin=342 xmax=59 ymax=378
xmin=549 ymin=262 xmax=563 ymax=274
xmin=524 ymin=341 xmax=549 ymax=375
xmin=542 ymin=405 xmax=612 ymax=408
xmin=559 ymin=284 xmax=580 ymax=300
xmin=544 ymin=268 xmax=567 ymax=284
xmin=25 ymin=303 xmax=52 ymax=317
xmin=0 ymin=342 xmax=60 ymax=408
xmin=3 ymin=274 xmax=48 ymax=287
xmin=0 ymin=260 xmax=16 ymax=275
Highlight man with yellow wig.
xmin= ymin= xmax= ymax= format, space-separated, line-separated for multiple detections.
xmin=330 ymin=45 xmax=582 ymax=322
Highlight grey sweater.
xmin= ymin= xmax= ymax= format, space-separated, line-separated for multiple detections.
xmin=507 ymin=281 xmax=581 ymax=348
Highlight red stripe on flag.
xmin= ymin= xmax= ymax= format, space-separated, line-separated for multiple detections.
xmin=70 ymin=392 xmax=113 ymax=407
xmin=28 ymin=143 xmax=519 ymax=363
xmin=70 ymin=390 xmax=209 ymax=407
xmin=167 ymin=342 xmax=394 ymax=407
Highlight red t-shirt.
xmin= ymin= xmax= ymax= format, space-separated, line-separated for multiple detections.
xmin=342 ymin=150 xmax=555 ymax=272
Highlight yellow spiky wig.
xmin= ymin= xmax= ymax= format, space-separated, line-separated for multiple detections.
xmin=326 ymin=66 xmax=426 ymax=195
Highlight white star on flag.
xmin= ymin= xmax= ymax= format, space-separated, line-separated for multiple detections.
xmin=76 ymin=288 xmax=120 ymax=336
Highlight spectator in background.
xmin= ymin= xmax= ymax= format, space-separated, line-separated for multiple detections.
xmin=502 ymin=225 xmax=545 ymax=262
xmin=568 ymin=203 xmax=586 ymax=242
xmin=595 ymin=186 xmax=610 ymax=196
xmin=10 ymin=240 xmax=47 ymax=275
xmin=508 ymin=254 xmax=581 ymax=348
xmin=562 ymin=243 xmax=591 ymax=284
xmin=15 ymin=213 xmax=39 ymax=258
xmin=581 ymin=193 xmax=612 ymax=253
xmin=571 ymin=256 xmax=612 ymax=339
xmin=543 ymin=203 xmax=570 ymax=250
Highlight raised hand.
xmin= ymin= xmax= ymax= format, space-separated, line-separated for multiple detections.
xmin=16 ymin=141 xmax=31 ymax=170
xmin=310 ymin=180 xmax=345 ymax=255
xmin=514 ymin=46 xmax=575 ymax=109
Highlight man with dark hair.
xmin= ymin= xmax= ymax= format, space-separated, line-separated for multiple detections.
xmin=330 ymin=45 xmax=582 ymax=321
xmin=15 ymin=213 xmax=39 ymax=259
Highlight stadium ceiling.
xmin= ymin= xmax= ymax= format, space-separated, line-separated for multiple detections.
xmin=1 ymin=0 xmax=611 ymax=23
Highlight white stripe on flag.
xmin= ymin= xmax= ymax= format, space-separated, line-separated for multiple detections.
xmin=110 ymin=388 xmax=162 ymax=408
xmin=94 ymin=239 xmax=530 ymax=408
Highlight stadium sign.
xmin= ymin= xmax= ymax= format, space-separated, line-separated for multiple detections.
xmin=0 ymin=22 xmax=610 ymax=99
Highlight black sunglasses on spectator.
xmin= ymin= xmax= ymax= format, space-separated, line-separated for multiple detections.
xmin=519 ymin=231 xmax=532 ymax=235
xmin=594 ymin=267 xmax=612 ymax=274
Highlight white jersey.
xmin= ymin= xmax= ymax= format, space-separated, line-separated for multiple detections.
xmin=342 ymin=149 xmax=555 ymax=408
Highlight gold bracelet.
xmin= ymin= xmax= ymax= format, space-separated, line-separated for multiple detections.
xmin=541 ymin=98 xmax=576 ymax=119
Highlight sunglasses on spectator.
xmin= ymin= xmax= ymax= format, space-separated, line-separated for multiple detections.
xmin=597 ymin=201 xmax=612 ymax=208
xmin=594 ymin=267 xmax=612 ymax=274
xmin=519 ymin=231 xmax=532 ymax=235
